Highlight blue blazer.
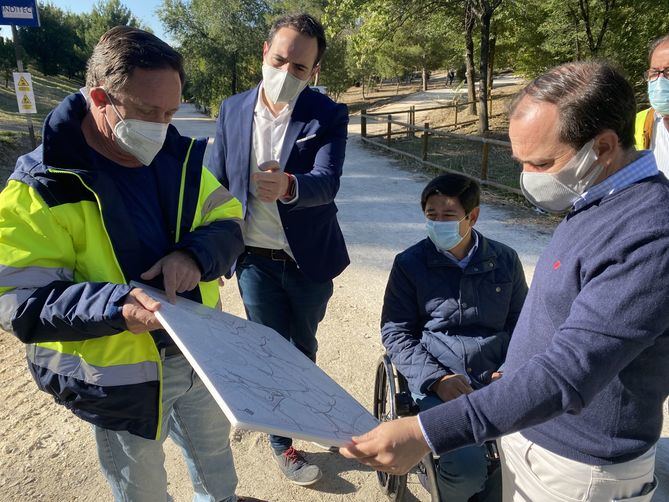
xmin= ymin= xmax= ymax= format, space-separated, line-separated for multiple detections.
xmin=208 ymin=85 xmax=350 ymax=282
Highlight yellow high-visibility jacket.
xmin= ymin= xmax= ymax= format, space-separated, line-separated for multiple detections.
xmin=635 ymin=107 xmax=655 ymax=150
xmin=0 ymin=93 xmax=243 ymax=439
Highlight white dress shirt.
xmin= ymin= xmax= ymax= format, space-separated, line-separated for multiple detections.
xmin=244 ymin=85 xmax=299 ymax=257
xmin=650 ymin=112 xmax=669 ymax=177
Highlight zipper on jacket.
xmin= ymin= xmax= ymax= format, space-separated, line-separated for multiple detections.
xmin=175 ymin=138 xmax=195 ymax=244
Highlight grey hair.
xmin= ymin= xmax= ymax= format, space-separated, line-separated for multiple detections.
xmin=649 ymin=34 xmax=669 ymax=63
xmin=86 ymin=26 xmax=185 ymax=94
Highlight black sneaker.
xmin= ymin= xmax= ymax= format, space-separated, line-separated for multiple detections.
xmin=272 ymin=446 xmax=322 ymax=486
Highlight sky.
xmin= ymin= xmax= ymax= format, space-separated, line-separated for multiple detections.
xmin=0 ymin=1 xmax=170 ymax=44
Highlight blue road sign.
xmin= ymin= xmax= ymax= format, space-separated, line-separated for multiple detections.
xmin=0 ymin=0 xmax=40 ymax=27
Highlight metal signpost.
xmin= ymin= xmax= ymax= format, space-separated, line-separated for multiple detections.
xmin=1 ymin=0 xmax=40 ymax=148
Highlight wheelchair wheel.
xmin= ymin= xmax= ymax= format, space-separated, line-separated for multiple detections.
xmin=419 ymin=452 xmax=441 ymax=502
xmin=373 ymin=355 xmax=407 ymax=500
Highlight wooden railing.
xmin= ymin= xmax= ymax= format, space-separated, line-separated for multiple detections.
xmin=358 ymin=110 xmax=520 ymax=195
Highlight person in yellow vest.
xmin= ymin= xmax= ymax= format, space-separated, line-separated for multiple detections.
xmin=635 ymin=34 xmax=669 ymax=175
xmin=0 ymin=27 xmax=263 ymax=502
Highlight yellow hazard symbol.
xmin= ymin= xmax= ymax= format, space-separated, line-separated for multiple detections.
xmin=16 ymin=76 xmax=30 ymax=92
xmin=20 ymin=94 xmax=33 ymax=110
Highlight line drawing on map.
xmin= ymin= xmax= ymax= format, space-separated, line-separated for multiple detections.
xmin=131 ymin=282 xmax=378 ymax=446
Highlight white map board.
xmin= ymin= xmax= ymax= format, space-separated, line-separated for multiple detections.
xmin=131 ymin=282 xmax=378 ymax=447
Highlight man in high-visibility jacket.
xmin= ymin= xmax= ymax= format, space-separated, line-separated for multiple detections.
xmin=0 ymin=27 xmax=257 ymax=502
xmin=635 ymin=34 xmax=669 ymax=175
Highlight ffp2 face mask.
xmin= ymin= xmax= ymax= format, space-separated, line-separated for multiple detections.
xmin=262 ymin=63 xmax=310 ymax=104
xmin=103 ymin=90 xmax=169 ymax=166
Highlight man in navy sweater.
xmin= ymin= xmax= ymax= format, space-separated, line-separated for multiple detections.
xmin=341 ymin=61 xmax=669 ymax=501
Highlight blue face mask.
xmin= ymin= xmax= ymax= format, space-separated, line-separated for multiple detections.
xmin=648 ymin=77 xmax=669 ymax=116
xmin=426 ymin=215 xmax=469 ymax=251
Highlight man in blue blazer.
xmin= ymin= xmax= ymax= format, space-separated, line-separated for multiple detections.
xmin=208 ymin=13 xmax=349 ymax=486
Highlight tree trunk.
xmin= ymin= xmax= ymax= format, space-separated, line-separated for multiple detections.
xmin=464 ymin=4 xmax=477 ymax=115
xmin=362 ymin=77 xmax=366 ymax=100
xmin=487 ymin=35 xmax=496 ymax=94
xmin=230 ymin=53 xmax=238 ymax=96
xmin=478 ymin=10 xmax=492 ymax=134
xmin=396 ymin=77 xmax=400 ymax=95
xmin=422 ymin=67 xmax=428 ymax=91
xmin=578 ymin=0 xmax=617 ymax=57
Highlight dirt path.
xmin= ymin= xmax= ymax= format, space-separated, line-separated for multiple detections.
xmin=1 ymin=102 xmax=666 ymax=501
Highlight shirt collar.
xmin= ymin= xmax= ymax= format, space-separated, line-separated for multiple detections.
xmin=573 ymin=151 xmax=659 ymax=210
xmin=439 ymin=230 xmax=479 ymax=269
xmin=255 ymin=82 xmax=298 ymax=118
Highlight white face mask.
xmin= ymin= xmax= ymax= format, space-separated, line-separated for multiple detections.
xmin=520 ymin=139 xmax=602 ymax=213
xmin=262 ymin=63 xmax=310 ymax=104
xmin=103 ymin=90 xmax=169 ymax=166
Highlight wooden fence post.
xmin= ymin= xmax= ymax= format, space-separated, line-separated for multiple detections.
xmin=481 ymin=142 xmax=490 ymax=180
xmin=386 ymin=114 xmax=392 ymax=145
xmin=454 ymin=104 xmax=458 ymax=127
xmin=361 ymin=109 xmax=367 ymax=138
xmin=422 ymin=122 xmax=430 ymax=161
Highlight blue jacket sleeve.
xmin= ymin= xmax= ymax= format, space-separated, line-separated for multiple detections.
xmin=175 ymin=219 xmax=244 ymax=281
xmin=207 ymin=102 xmax=229 ymax=189
xmin=381 ymin=256 xmax=450 ymax=394
xmin=291 ymin=103 xmax=348 ymax=209
xmin=12 ymin=281 xmax=131 ymax=344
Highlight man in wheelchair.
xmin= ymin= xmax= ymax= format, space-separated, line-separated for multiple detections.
xmin=380 ymin=173 xmax=528 ymax=501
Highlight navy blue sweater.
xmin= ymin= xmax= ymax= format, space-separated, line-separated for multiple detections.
xmin=420 ymin=174 xmax=669 ymax=465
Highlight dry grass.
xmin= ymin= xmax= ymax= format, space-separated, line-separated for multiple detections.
xmin=338 ymin=80 xmax=425 ymax=114
xmin=0 ymin=69 xmax=81 ymax=129
xmin=356 ymin=77 xmax=528 ymax=193
xmin=337 ymin=70 xmax=462 ymax=114
xmin=0 ymin=68 xmax=81 ymax=182
xmin=363 ymin=81 xmax=525 ymax=142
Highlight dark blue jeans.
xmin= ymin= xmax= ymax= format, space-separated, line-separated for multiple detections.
xmin=236 ymin=252 xmax=334 ymax=453
xmin=413 ymin=392 xmax=502 ymax=502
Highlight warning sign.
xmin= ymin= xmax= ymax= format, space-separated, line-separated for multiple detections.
xmin=13 ymin=72 xmax=36 ymax=114
xmin=16 ymin=75 xmax=30 ymax=92
xmin=21 ymin=94 xmax=32 ymax=108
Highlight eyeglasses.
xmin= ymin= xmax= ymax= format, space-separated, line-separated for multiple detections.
xmin=646 ymin=68 xmax=669 ymax=81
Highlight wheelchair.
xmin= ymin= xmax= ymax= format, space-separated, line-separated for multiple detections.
xmin=372 ymin=354 xmax=500 ymax=501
